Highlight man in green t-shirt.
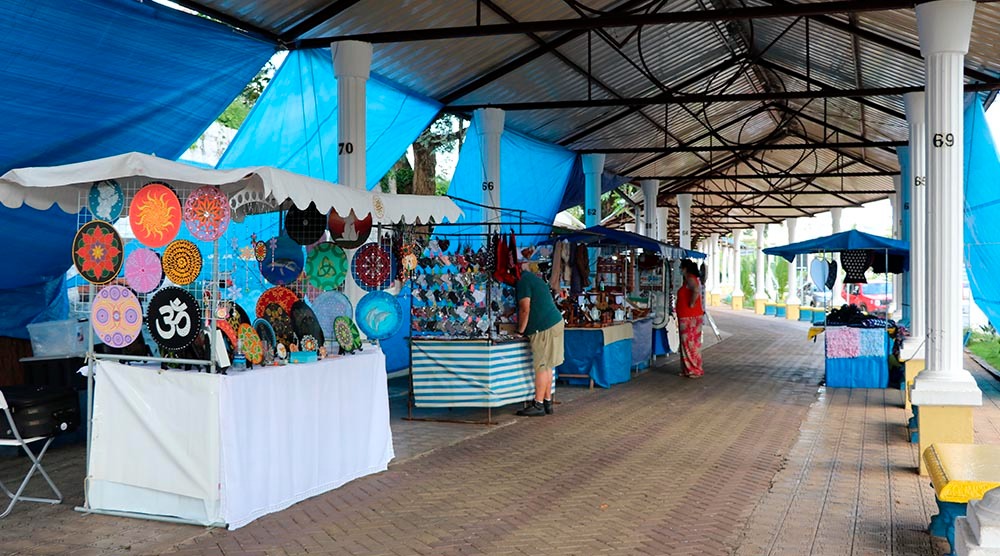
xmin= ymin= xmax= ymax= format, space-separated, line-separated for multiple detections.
xmin=509 ymin=271 xmax=565 ymax=416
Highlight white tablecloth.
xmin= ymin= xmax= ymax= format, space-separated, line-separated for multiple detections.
xmin=87 ymin=348 xmax=394 ymax=529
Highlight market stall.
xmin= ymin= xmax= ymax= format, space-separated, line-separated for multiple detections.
xmin=764 ymin=230 xmax=908 ymax=389
xmin=0 ymin=152 xmax=462 ymax=527
xmin=545 ymin=226 xmax=704 ymax=386
xmin=405 ymin=224 xmax=541 ymax=423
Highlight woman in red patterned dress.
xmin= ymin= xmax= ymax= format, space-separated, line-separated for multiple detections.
xmin=675 ymin=260 xmax=705 ymax=378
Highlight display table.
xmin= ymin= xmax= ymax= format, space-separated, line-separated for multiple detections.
xmin=558 ymin=323 xmax=633 ymax=388
xmin=86 ymin=348 xmax=394 ymax=529
xmin=825 ymin=326 xmax=889 ymax=388
xmin=411 ymin=338 xmax=535 ymax=408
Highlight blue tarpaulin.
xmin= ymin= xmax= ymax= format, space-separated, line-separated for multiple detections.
xmin=447 ymin=120 xmax=577 ymax=241
xmin=1 ymin=0 xmax=273 ymax=174
xmin=764 ymin=230 xmax=909 ymax=265
xmin=0 ymin=0 xmax=273 ymax=337
xmin=964 ymin=98 xmax=1000 ymax=329
xmin=218 ymin=49 xmax=442 ymax=190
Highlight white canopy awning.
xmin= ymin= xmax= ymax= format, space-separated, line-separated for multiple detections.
xmin=0 ymin=152 xmax=462 ymax=224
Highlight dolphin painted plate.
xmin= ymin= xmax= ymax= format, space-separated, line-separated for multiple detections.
xmin=259 ymin=232 xmax=304 ymax=286
xmin=183 ymin=186 xmax=230 ymax=242
xmin=73 ymin=220 xmax=124 ymax=285
xmin=130 ymin=182 xmax=181 ymax=248
xmin=355 ymin=290 xmax=403 ymax=340
xmin=90 ymin=285 xmax=143 ymax=348
xmin=88 ymin=180 xmax=124 ymax=222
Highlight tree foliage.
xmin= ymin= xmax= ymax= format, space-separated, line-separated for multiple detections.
xmin=217 ymin=61 xmax=276 ymax=130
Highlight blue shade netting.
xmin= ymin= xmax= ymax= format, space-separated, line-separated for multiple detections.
xmin=217 ymin=49 xmax=442 ymax=190
xmin=963 ymin=98 xmax=1000 ymax=329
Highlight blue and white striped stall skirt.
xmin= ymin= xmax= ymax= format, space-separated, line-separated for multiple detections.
xmin=411 ymin=339 xmax=541 ymax=408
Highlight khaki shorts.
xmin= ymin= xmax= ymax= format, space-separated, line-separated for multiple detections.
xmin=529 ymin=321 xmax=565 ymax=371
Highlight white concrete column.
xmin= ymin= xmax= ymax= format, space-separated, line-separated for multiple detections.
xmin=709 ymin=233 xmax=722 ymax=304
xmin=732 ymin=230 xmax=744 ymax=306
xmin=830 ymin=208 xmax=846 ymax=306
xmin=583 ymin=154 xmax=605 ymax=228
xmin=332 ymin=41 xmax=372 ymax=189
xmin=911 ymin=0 xmax=981 ymax=406
xmin=640 ymin=179 xmax=658 ymax=238
xmin=903 ymin=92 xmax=928 ymax=359
xmin=657 ymin=207 xmax=670 ymax=244
xmin=786 ymin=218 xmax=801 ymax=306
xmin=677 ymin=194 xmax=692 ymax=249
xmin=332 ymin=40 xmax=372 ymax=310
xmin=754 ymin=224 xmax=767 ymax=313
xmin=474 ymin=108 xmax=504 ymax=229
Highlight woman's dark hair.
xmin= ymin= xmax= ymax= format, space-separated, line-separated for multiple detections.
xmin=680 ymin=259 xmax=701 ymax=280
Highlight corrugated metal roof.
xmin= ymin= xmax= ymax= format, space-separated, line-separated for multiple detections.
xmin=167 ymin=0 xmax=1000 ymax=229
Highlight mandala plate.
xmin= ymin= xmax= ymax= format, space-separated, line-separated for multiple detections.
xmin=91 ymin=285 xmax=143 ymax=348
xmin=130 ymin=182 xmax=181 ymax=248
xmin=73 ymin=220 xmax=124 ymax=285
xmin=183 ymin=186 xmax=231 ymax=241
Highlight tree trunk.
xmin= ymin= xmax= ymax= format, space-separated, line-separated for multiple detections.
xmin=412 ymin=141 xmax=437 ymax=196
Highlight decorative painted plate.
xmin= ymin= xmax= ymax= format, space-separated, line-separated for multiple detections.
xmin=129 ymin=182 xmax=181 ymax=248
xmin=183 ymin=186 xmax=230 ymax=241
xmin=255 ymin=286 xmax=299 ymax=318
xmin=238 ymin=323 xmax=263 ymax=364
xmin=216 ymin=319 xmax=238 ymax=347
xmin=162 ymin=239 xmax=203 ymax=286
xmin=254 ymin=240 xmax=267 ymax=262
xmin=253 ymin=318 xmax=277 ymax=352
xmin=290 ymin=300 xmax=325 ymax=348
xmin=73 ymin=220 xmax=124 ymax=285
xmin=285 ymin=202 xmax=326 ymax=246
xmin=88 ymin=180 xmax=124 ymax=222
xmin=311 ymin=291 xmax=353 ymax=340
xmin=90 ymin=285 xmax=143 ymax=348
xmin=259 ymin=232 xmax=304 ymax=286
xmin=300 ymin=334 xmax=318 ymax=352
xmin=124 ymin=248 xmax=163 ymax=294
xmin=304 ymin=242 xmax=347 ymax=291
xmin=333 ymin=316 xmax=362 ymax=353
xmin=147 ymin=287 xmax=202 ymax=352
xmin=327 ymin=208 xmax=372 ymax=249
xmin=351 ymin=243 xmax=393 ymax=292
xmin=355 ymin=290 xmax=403 ymax=340
xmin=262 ymin=302 xmax=295 ymax=348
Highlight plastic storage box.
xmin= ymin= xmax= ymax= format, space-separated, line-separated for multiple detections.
xmin=27 ymin=319 xmax=87 ymax=357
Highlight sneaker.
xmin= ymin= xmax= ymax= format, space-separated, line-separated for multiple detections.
xmin=516 ymin=401 xmax=545 ymax=417
xmin=543 ymin=399 xmax=553 ymax=415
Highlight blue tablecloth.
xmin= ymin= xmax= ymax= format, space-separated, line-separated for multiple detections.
xmin=825 ymin=327 xmax=889 ymax=388
xmin=653 ymin=328 xmax=671 ymax=356
xmin=557 ymin=327 xmax=632 ymax=388
xmin=631 ymin=318 xmax=653 ymax=368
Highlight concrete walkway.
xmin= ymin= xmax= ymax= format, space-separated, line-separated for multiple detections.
xmin=2 ymin=307 xmax=996 ymax=555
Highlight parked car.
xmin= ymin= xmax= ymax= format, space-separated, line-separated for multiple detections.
xmin=804 ymin=283 xmax=832 ymax=307
xmin=844 ymin=282 xmax=893 ymax=313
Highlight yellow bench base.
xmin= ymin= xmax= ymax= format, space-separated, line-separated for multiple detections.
xmin=754 ymin=299 xmax=766 ymax=314
xmin=919 ymin=408 xmax=975 ymax=476
xmin=785 ymin=304 xmax=800 ymax=321
xmin=731 ymin=295 xmax=744 ymax=311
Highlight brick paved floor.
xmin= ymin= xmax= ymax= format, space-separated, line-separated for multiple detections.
xmin=6 ymin=308 xmax=999 ymax=555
